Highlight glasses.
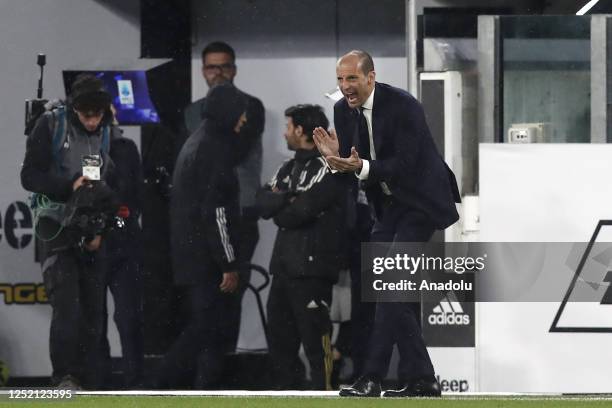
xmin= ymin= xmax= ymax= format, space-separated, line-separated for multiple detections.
xmin=204 ymin=63 xmax=235 ymax=73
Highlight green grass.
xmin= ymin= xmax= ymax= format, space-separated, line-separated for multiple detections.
xmin=3 ymin=396 xmax=612 ymax=408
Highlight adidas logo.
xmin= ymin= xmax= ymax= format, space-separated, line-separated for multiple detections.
xmin=428 ymin=295 xmax=470 ymax=326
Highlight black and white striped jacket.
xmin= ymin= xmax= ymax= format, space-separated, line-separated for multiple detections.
xmin=257 ymin=148 xmax=346 ymax=282
xmin=170 ymin=121 xmax=242 ymax=286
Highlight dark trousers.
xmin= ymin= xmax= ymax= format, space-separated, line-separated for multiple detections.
xmin=42 ymin=247 xmax=106 ymax=387
xmin=267 ymin=275 xmax=334 ymax=390
xmin=101 ymin=252 xmax=144 ymax=388
xmin=349 ymin=202 xmax=374 ymax=378
xmin=363 ymin=200 xmax=435 ymax=382
xmin=157 ymin=284 xmax=225 ymax=388
xmin=220 ymin=215 xmax=259 ymax=352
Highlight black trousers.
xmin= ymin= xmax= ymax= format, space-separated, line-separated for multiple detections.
xmin=363 ymin=200 xmax=435 ymax=382
xmin=349 ymin=202 xmax=375 ymax=378
xmin=42 ymin=247 xmax=106 ymax=387
xmin=219 ymin=214 xmax=259 ymax=353
xmin=157 ymin=284 xmax=226 ymax=388
xmin=267 ymin=274 xmax=334 ymax=390
xmin=100 ymin=251 xmax=144 ymax=388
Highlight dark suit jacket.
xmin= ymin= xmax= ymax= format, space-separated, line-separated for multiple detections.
xmin=334 ymin=82 xmax=460 ymax=230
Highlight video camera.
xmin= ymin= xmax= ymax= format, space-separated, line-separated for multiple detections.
xmin=62 ymin=180 xmax=123 ymax=249
xmin=24 ymin=54 xmax=48 ymax=136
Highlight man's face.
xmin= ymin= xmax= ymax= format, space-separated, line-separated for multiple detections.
xmin=284 ymin=117 xmax=301 ymax=151
xmin=74 ymin=109 xmax=104 ymax=132
xmin=202 ymin=52 xmax=236 ymax=87
xmin=336 ymin=55 xmax=375 ymax=109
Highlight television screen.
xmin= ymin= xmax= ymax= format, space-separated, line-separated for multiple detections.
xmin=63 ymin=70 xmax=160 ymax=125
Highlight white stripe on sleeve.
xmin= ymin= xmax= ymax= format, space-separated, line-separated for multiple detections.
xmin=215 ymin=207 xmax=235 ymax=262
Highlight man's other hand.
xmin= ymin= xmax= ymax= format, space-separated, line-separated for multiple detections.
xmin=313 ymin=127 xmax=339 ymax=158
xmin=220 ymin=271 xmax=239 ymax=293
xmin=327 ymin=146 xmax=363 ymax=173
xmin=73 ymin=176 xmax=90 ymax=191
xmin=84 ymin=235 xmax=102 ymax=252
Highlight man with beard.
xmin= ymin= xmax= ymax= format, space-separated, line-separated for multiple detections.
xmin=257 ymin=104 xmax=345 ymax=390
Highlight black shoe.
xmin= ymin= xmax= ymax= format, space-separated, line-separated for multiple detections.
xmin=339 ymin=375 xmax=381 ymax=397
xmin=383 ymin=377 xmax=441 ymax=398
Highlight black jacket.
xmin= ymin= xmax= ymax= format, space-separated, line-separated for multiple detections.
xmin=21 ymin=106 xmax=115 ymax=202
xmin=334 ymin=82 xmax=460 ymax=229
xmin=21 ymin=106 xmax=116 ymax=250
xmin=257 ymin=148 xmax=345 ymax=283
xmin=170 ymin=84 xmax=247 ymax=286
xmin=106 ymin=136 xmax=143 ymax=259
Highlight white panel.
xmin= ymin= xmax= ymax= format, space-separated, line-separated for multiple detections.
xmin=478 ymin=144 xmax=612 ymax=392
xmin=429 ymin=348 xmax=475 ymax=393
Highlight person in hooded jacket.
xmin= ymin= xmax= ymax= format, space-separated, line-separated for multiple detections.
xmin=99 ymin=125 xmax=145 ymax=389
xmin=155 ymin=83 xmax=247 ymax=389
xmin=21 ymin=74 xmax=117 ymax=389
xmin=184 ymin=42 xmax=265 ymax=355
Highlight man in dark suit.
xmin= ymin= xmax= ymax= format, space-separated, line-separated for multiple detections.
xmin=313 ymin=50 xmax=460 ymax=398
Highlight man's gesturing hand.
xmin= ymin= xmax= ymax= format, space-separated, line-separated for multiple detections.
xmin=220 ymin=271 xmax=239 ymax=293
xmin=313 ymin=127 xmax=339 ymax=158
xmin=326 ymin=146 xmax=363 ymax=173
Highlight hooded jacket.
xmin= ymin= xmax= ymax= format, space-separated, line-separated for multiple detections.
xmin=184 ymin=88 xmax=264 ymax=214
xmin=170 ymin=84 xmax=247 ymax=286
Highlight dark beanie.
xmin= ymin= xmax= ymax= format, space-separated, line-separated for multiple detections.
xmin=69 ymin=74 xmax=111 ymax=112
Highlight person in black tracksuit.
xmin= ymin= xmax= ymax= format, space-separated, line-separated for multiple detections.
xmin=256 ymin=105 xmax=346 ymax=390
xmin=184 ymin=42 xmax=266 ymax=354
xmin=155 ymin=83 xmax=247 ymax=389
xmin=100 ymin=132 xmax=144 ymax=388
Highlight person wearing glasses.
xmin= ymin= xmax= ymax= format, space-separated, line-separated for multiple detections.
xmin=184 ymin=42 xmax=265 ymax=355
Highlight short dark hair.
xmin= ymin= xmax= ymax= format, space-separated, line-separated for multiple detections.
xmin=284 ymin=104 xmax=329 ymax=142
xmin=201 ymin=41 xmax=236 ymax=63
xmin=346 ymin=50 xmax=375 ymax=74
xmin=70 ymin=74 xmax=111 ymax=113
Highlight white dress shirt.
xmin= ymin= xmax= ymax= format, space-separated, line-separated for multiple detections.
xmin=356 ymin=88 xmax=391 ymax=195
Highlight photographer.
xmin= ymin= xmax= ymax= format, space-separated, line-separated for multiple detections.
xmin=20 ymin=74 xmax=117 ymax=389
